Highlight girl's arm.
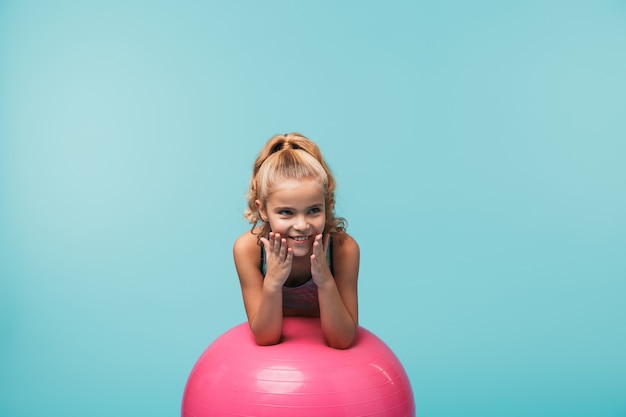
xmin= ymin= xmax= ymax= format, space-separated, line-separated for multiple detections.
xmin=233 ymin=232 xmax=291 ymax=346
xmin=311 ymin=233 xmax=360 ymax=349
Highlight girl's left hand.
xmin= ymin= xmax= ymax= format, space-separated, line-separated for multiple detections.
xmin=310 ymin=233 xmax=331 ymax=285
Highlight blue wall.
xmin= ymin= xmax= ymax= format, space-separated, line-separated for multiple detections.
xmin=1 ymin=1 xmax=625 ymax=416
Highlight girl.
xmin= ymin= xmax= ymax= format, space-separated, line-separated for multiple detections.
xmin=233 ymin=133 xmax=360 ymax=349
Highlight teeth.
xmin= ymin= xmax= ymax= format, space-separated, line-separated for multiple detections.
xmin=292 ymin=236 xmax=308 ymax=241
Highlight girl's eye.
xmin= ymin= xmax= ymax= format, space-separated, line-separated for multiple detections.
xmin=278 ymin=210 xmax=293 ymax=216
xmin=308 ymin=207 xmax=322 ymax=214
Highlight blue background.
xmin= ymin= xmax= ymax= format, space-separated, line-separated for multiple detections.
xmin=1 ymin=1 xmax=625 ymax=416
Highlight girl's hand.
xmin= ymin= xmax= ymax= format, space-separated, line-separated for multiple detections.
xmin=310 ymin=233 xmax=332 ymax=285
xmin=259 ymin=232 xmax=293 ymax=287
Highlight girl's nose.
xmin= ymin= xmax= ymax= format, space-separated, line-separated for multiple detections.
xmin=294 ymin=215 xmax=308 ymax=231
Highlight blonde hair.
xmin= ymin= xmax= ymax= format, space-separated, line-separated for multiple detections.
xmin=245 ymin=133 xmax=346 ymax=242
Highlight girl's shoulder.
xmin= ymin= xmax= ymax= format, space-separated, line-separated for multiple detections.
xmin=332 ymin=232 xmax=360 ymax=258
xmin=233 ymin=229 xmax=261 ymax=260
xmin=329 ymin=233 xmax=360 ymax=284
xmin=233 ymin=230 xmax=264 ymax=285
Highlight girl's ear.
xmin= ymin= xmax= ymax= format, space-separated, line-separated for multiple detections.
xmin=255 ymin=200 xmax=267 ymax=222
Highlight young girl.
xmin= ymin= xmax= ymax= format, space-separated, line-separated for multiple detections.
xmin=233 ymin=133 xmax=360 ymax=349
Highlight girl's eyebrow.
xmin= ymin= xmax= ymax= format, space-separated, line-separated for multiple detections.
xmin=274 ymin=203 xmax=323 ymax=211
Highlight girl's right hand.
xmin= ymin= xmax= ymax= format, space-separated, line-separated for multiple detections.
xmin=259 ymin=232 xmax=293 ymax=287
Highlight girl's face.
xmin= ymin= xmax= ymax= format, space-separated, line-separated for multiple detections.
xmin=257 ymin=178 xmax=326 ymax=258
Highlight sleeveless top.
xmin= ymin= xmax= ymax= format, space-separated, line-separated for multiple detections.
xmin=260 ymin=239 xmax=334 ymax=310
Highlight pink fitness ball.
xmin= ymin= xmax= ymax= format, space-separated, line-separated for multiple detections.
xmin=181 ymin=317 xmax=415 ymax=417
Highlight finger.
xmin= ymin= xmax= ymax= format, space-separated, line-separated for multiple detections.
xmin=310 ymin=252 xmax=323 ymax=272
xmin=313 ymin=234 xmax=324 ymax=256
xmin=279 ymin=237 xmax=287 ymax=261
xmin=260 ymin=236 xmax=270 ymax=251
xmin=272 ymin=233 xmax=281 ymax=253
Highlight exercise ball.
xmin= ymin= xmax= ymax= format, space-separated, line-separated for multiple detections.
xmin=181 ymin=317 xmax=415 ymax=417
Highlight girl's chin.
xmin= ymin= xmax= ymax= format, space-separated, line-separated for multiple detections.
xmin=290 ymin=246 xmax=313 ymax=257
